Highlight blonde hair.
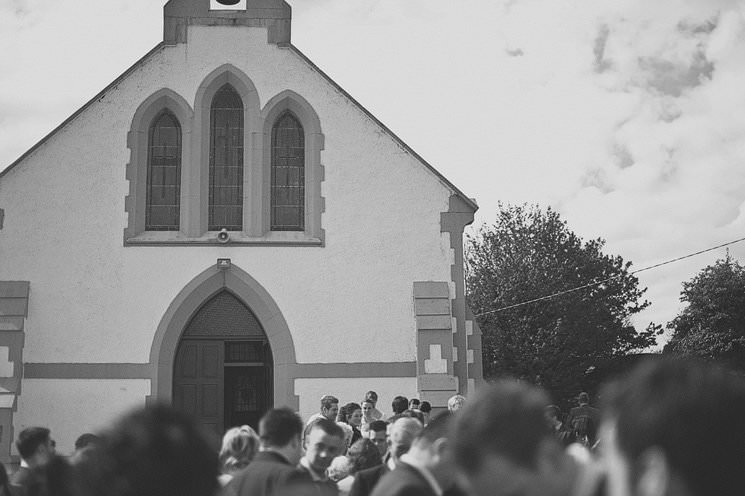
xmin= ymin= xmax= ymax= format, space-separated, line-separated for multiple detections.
xmin=219 ymin=425 xmax=259 ymax=474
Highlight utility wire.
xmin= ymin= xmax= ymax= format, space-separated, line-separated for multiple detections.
xmin=473 ymin=235 xmax=745 ymax=318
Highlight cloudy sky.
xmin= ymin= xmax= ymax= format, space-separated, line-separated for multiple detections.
xmin=2 ymin=0 xmax=745 ymax=346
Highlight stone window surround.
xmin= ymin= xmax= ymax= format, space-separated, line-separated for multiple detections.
xmin=125 ymin=64 xmax=325 ymax=246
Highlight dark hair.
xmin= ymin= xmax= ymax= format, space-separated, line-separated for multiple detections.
xmin=409 ymin=398 xmax=420 ymax=408
xmin=391 ymin=396 xmax=408 ymax=415
xmin=80 ymin=404 xmax=218 ymax=496
xmin=364 ymin=391 xmax=378 ymax=402
xmin=602 ymin=358 xmax=745 ymax=496
xmin=335 ymin=404 xmax=348 ymax=423
xmin=419 ymin=401 xmax=432 ymax=413
xmin=414 ymin=412 xmax=451 ymax=446
xmin=16 ymin=427 xmax=51 ymax=459
xmin=368 ymin=420 xmax=388 ymax=434
xmin=74 ymin=433 xmax=100 ymax=451
xmin=452 ymin=381 xmax=552 ymax=473
xmin=25 ymin=455 xmax=81 ymax=496
xmin=320 ymin=395 xmax=339 ymax=410
xmin=260 ymin=407 xmax=303 ymax=448
xmin=340 ymin=402 xmax=361 ymax=423
xmin=347 ymin=438 xmax=383 ymax=473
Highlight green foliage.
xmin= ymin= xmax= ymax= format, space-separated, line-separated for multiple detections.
xmin=466 ymin=203 xmax=657 ymax=403
xmin=665 ymin=255 xmax=745 ymax=369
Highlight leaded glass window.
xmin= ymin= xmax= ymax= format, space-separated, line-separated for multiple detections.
xmin=271 ymin=111 xmax=305 ymax=231
xmin=146 ymin=110 xmax=181 ymax=231
xmin=209 ymin=84 xmax=244 ymax=231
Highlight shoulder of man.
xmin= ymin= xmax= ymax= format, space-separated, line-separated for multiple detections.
xmin=370 ymin=463 xmax=433 ymax=496
xmin=350 ymin=464 xmax=389 ymax=496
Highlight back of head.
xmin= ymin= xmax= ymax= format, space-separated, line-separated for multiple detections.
xmin=601 ymin=357 xmax=745 ymax=496
xmin=391 ymin=396 xmax=408 ymax=415
xmin=347 ymin=438 xmax=383 ymax=473
xmin=452 ymin=381 xmax=552 ymax=473
xmin=219 ymin=425 xmax=259 ymax=471
xmin=81 ymin=403 xmax=218 ymax=496
xmin=389 ymin=417 xmax=422 ymax=459
xmin=16 ymin=427 xmax=51 ymax=460
xmin=419 ymin=401 xmax=432 ymax=414
xmin=260 ymin=407 xmax=303 ymax=448
xmin=364 ymin=391 xmax=378 ymax=403
xmin=412 ymin=412 xmax=451 ymax=448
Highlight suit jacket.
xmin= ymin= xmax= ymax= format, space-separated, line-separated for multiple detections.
xmin=221 ymin=451 xmax=303 ymax=496
xmin=9 ymin=466 xmax=30 ymax=496
xmin=369 ymin=462 xmax=437 ymax=496
xmin=290 ymin=464 xmax=339 ymax=496
xmin=348 ymin=464 xmax=389 ymax=496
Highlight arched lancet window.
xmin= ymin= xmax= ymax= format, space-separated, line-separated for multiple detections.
xmin=209 ymin=84 xmax=244 ymax=231
xmin=146 ymin=110 xmax=181 ymax=231
xmin=271 ymin=111 xmax=305 ymax=231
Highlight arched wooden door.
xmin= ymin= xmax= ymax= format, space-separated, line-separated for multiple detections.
xmin=173 ymin=291 xmax=273 ymax=437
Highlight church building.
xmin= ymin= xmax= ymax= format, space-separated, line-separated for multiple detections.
xmin=0 ymin=0 xmax=482 ymax=459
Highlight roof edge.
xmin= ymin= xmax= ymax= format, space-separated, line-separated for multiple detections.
xmin=287 ymin=44 xmax=478 ymax=213
xmin=0 ymin=43 xmax=167 ymax=180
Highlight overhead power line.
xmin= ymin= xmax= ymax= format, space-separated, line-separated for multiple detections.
xmin=473 ymin=235 xmax=745 ymax=318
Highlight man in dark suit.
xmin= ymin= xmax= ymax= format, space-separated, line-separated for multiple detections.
xmin=370 ymin=414 xmax=454 ymax=496
xmin=566 ymin=392 xmax=601 ymax=446
xmin=350 ymin=417 xmax=421 ymax=496
xmin=223 ymin=407 xmax=307 ymax=496
xmin=10 ymin=427 xmax=55 ymax=494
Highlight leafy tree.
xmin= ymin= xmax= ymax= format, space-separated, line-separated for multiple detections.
xmin=466 ymin=203 xmax=657 ymax=404
xmin=664 ymin=255 xmax=745 ymax=370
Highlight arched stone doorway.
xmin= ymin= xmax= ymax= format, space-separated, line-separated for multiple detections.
xmin=149 ymin=264 xmax=300 ymax=432
xmin=173 ymin=291 xmax=273 ymax=435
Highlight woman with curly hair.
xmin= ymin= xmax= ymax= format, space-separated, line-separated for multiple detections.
xmin=336 ymin=438 xmax=383 ymax=496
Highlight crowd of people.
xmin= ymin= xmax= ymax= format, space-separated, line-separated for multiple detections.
xmin=2 ymin=357 xmax=744 ymax=496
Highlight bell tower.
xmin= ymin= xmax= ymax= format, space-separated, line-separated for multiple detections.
xmin=163 ymin=0 xmax=291 ymax=45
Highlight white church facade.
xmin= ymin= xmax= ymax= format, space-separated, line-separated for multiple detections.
xmin=0 ymin=0 xmax=482 ymax=459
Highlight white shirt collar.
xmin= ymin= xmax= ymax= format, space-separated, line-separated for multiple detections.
xmin=399 ymin=453 xmax=443 ymax=496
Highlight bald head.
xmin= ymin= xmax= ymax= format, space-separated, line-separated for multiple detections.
xmin=388 ymin=417 xmax=422 ymax=461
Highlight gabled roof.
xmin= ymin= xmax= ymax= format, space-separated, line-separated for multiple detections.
xmin=0 ymin=40 xmax=477 ymax=213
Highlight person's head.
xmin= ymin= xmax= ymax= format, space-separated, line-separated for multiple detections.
xmin=343 ymin=402 xmax=362 ymax=427
xmin=409 ymin=398 xmax=420 ymax=410
xmin=367 ymin=420 xmax=388 ymax=457
xmin=219 ymin=425 xmax=260 ymax=474
xmin=600 ymin=358 xmax=745 ymax=496
xmin=74 ymin=433 xmax=99 ymax=452
xmin=387 ymin=417 xmax=422 ymax=462
xmin=544 ymin=405 xmax=562 ymax=425
xmin=16 ymin=427 xmax=55 ymax=467
xmin=419 ymin=401 xmax=432 ymax=424
xmin=347 ymin=438 xmax=383 ymax=474
xmin=407 ymin=413 xmax=456 ymax=489
xmin=402 ymin=409 xmax=425 ymax=425
xmin=391 ymin=396 xmax=408 ymax=415
xmin=447 ymin=394 xmax=466 ymax=412
xmin=452 ymin=381 xmax=577 ymax=496
xmin=364 ymin=391 xmax=378 ymax=407
xmin=259 ymin=407 xmax=303 ymax=465
xmin=320 ymin=395 xmax=339 ymax=421
xmin=361 ymin=400 xmax=375 ymax=420
xmin=303 ymin=418 xmax=346 ymax=474
xmin=80 ymin=404 xmax=218 ymax=496
xmin=577 ymin=392 xmax=590 ymax=406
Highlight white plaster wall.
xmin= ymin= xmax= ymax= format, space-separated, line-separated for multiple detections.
xmin=13 ymin=379 xmax=151 ymax=455
xmin=0 ymin=25 xmax=457 ymax=365
xmin=294 ymin=377 xmax=418 ymax=424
